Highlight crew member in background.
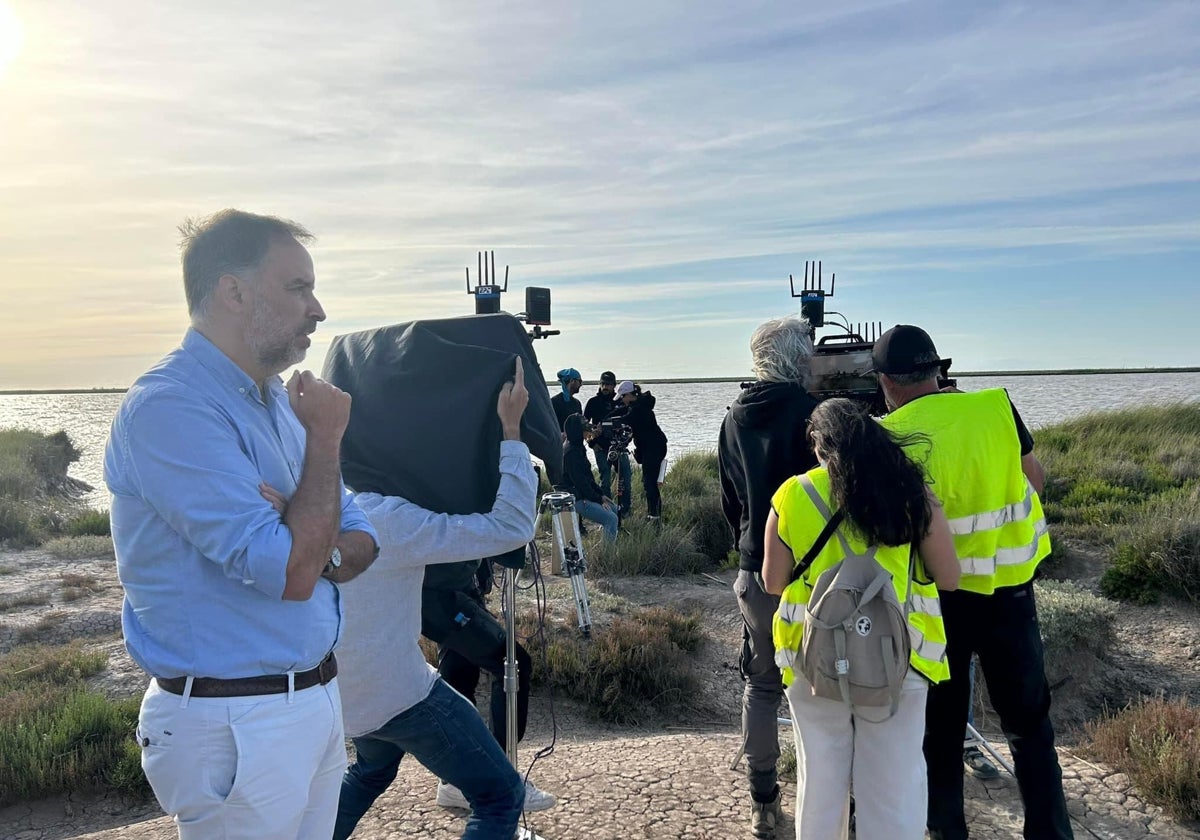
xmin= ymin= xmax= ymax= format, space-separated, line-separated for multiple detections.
xmin=609 ymin=381 xmax=668 ymax=520
xmin=584 ymin=370 xmax=632 ymax=513
xmin=872 ymin=325 xmax=1072 ymax=840
xmin=105 ymin=209 xmax=379 ymax=839
xmin=551 ymin=368 xmax=583 ymax=431
xmin=260 ymin=357 xmax=544 ymax=839
xmin=717 ymin=316 xmax=820 ymax=840
xmin=556 ymin=414 xmax=618 ymax=541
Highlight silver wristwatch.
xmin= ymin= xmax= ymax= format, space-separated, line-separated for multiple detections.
xmin=323 ymin=546 xmax=342 ymax=577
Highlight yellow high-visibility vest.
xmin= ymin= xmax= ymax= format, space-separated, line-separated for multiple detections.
xmin=880 ymin=389 xmax=1050 ymax=594
xmin=771 ymin=468 xmax=950 ymax=687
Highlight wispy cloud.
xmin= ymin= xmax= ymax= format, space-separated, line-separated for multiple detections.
xmin=1 ymin=0 xmax=1198 ymax=387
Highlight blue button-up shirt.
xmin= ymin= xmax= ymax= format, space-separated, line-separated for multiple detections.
xmin=105 ymin=329 xmax=376 ymax=679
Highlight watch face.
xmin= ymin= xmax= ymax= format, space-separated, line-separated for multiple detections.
xmin=330 ymin=547 xmax=342 ymax=568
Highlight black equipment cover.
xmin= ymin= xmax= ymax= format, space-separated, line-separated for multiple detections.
xmin=322 ymin=313 xmax=561 ymax=586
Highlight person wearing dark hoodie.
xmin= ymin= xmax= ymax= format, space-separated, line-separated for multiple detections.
xmin=556 ymin=413 xmax=618 ymax=540
xmin=717 ymin=316 xmax=819 ymax=840
xmin=609 ymin=381 xmax=669 ymax=519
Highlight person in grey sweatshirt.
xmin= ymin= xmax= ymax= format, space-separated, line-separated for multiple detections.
xmin=259 ymin=358 xmax=555 ymax=840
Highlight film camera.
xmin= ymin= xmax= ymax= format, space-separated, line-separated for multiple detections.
xmin=600 ymin=420 xmax=633 ymax=464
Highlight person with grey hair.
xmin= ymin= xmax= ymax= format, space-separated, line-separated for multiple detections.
xmin=106 ymin=209 xmax=379 ymax=839
xmin=717 ymin=316 xmax=820 ymax=839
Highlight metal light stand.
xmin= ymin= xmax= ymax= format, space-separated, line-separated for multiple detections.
xmin=502 ymin=563 xmax=548 ymax=840
xmin=540 ymin=492 xmax=593 ymax=636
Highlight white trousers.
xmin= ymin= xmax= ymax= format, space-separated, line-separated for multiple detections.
xmin=784 ymin=671 xmax=929 ymax=840
xmin=136 ymin=677 xmax=347 ymax=840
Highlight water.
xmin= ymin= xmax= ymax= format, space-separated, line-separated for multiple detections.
xmin=2 ymin=372 xmax=1198 ymax=509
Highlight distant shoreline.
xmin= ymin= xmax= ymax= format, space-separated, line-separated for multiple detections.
xmin=3 ymin=366 xmax=1199 ymax=394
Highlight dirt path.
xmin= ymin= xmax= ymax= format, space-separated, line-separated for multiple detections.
xmin=1 ymin=550 xmax=1198 ymax=838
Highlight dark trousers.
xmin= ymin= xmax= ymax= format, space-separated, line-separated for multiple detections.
xmin=436 ymin=593 xmax=531 ymax=753
xmin=734 ymin=570 xmax=783 ymax=801
xmin=925 ymin=582 xmax=1073 ymax=840
xmin=640 ymin=453 xmax=665 ymax=516
xmin=333 ymin=679 xmax=524 ymax=840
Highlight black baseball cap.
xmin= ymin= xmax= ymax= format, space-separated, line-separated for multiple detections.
xmin=870 ymin=325 xmax=951 ymax=376
xmin=599 ymin=370 xmax=617 ymax=385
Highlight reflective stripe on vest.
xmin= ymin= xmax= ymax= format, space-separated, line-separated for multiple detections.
xmin=946 ymin=485 xmax=1034 ymax=535
xmin=957 ymin=517 xmax=1049 ymax=576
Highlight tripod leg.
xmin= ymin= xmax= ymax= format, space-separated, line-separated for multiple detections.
xmin=565 ymin=508 xmax=592 ymax=635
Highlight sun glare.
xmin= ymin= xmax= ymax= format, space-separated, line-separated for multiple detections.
xmin=0 ymin=2 xmax=24 ymax=80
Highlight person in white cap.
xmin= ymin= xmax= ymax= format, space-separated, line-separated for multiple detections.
xmin=609 ymin=381 xmax=669 ymax=519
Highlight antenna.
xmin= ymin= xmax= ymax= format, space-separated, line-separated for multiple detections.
xmin=789 ymin=259 xmax=836 ymax=328
xmin=465 ymin=249 xmax=509 ymax=314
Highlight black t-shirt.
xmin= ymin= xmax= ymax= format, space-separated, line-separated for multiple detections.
xmin=551 ymin=393 xmax=583 ymax=431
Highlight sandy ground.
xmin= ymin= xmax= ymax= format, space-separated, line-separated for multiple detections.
xmin=1 ymin=543 xmax=1198 ymax=839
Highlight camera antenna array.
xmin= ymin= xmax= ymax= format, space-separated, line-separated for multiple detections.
xmin=790 ymin=260 xmax=835 ymax=329
xmin=463 ymin=249 xmax=558 ymax=340
xmin=466 ymin=250 xmax=508 ymax=314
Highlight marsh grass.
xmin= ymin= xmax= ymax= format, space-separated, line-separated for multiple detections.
xmin=521 ymin=603 xmax=704 ymax=724
xmin=1037 ymin=405 xmax=1200 ymax=602
xmin=0 ymin=429 xmax=85 ymax=546
xmin=43 ymin=535 xmax=114 ymax=560
xmin=1086 ymin=696 xmax=1200 ymax=822
xmin=0 ymin=642 xmax=147 ymax=805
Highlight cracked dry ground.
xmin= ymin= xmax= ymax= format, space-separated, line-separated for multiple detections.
xmin=1 ymin=548 xmax=1198 ymax=839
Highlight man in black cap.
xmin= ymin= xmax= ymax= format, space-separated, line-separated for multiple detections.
xmin=873 ymin=325 xmax=1071 ymax=840
xmin=584 ymin=370 xmax=632 ymax=517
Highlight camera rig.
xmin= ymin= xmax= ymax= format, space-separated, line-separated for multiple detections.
xmin=466 ymin=250 xmax=559 ymax=340
xmin=790 ymin=261 xmax=954 ymax=409
xmin=790 ymin=260 xmax=884 ymax=409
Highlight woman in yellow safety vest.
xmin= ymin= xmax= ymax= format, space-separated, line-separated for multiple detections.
xmin=762 ymin=398 xmax=960 ymax=840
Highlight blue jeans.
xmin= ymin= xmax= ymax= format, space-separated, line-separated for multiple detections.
xmin=593 ymin=448 xmax=632 ymax=516
xmin=333 ymin=678 xmax=524 ymax=840
xmin=575 ymin=499 xmax=618 ymax=541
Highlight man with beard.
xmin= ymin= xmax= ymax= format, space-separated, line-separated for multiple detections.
xmin=105 ymin=209 xmax=379 ymax=840
xmin=717 ymin=316 xmax=819 ymax=839
xmin=583 ymin=370 xmax=633 ymax=515
xmin=551 ymin=367 xmax=583 ymax=431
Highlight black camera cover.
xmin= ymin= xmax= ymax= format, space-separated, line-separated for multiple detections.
xmin=323 ymin=313 xmax=562 ymax=514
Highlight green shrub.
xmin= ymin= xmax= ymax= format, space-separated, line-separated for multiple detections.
xmin=0 ymin=497 xmax=38 ymax=546
xmin=523 ymin=605 xmax=703 ymax=723
xmin=65 ymin=509 xmax=111 ymax=537
xmin=1035 ymin=580 xmax=1116 ymax=658
xmin=1100 ymin=486 xmax=1200 ymax=605
xmin=1086 ymin=696 xmax=1200 ymax=822
xmin=589 ymin=519 xmax=709 ymax=576
xmin=0 ymin=642 xmax=148 ymax=805
xmin=42 ymin=535 xmax=114 ymax=560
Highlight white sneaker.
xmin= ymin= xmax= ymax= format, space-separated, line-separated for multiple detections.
xmin=522 ymin=779 xmax=558 ymax=812
xmin=436 ymin=781 xmax=470 ymax=810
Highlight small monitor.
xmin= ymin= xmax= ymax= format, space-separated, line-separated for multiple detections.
xmin=526 ymin=287 xmax=552 ymax=325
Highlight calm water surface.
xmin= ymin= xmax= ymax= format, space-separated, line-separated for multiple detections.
xmin=2 ymin=373 xmax=1197 ymax=509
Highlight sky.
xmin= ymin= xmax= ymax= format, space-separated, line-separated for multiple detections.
xmin=1 ymin=0 xmax=1198 ymax=389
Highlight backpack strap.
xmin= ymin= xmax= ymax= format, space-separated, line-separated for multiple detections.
xmin=791 ymin=476 xmax=846 ymax=585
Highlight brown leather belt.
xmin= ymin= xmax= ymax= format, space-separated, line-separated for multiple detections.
xmin=156 ymin=653 xmax=337 ymax=698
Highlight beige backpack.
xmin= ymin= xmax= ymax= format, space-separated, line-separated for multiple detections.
xmin=795 ymin=475 xmax=913 ymax=721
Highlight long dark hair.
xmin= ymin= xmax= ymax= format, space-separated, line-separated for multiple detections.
xmin=807 ymin=398 xmax=931 ymax=547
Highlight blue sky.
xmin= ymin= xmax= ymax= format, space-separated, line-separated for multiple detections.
xmin=1 ymin=0 xmax=1198 ymax=388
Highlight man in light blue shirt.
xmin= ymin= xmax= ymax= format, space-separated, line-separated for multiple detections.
xmin=105 ymin=209 xmax=378 ymax=840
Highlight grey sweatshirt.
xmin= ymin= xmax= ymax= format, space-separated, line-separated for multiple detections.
xmin=337 ymin=440 xmax=538 ymax=738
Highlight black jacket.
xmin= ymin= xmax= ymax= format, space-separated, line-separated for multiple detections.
xmin=556 ymin=415 xmax=605 ymax=504
xmin=610 ymin=391 xmax=667 ymax=462
xmin=551 ymin=392 xmax=583 ymax=431
xmin=717 ymin=381 xmax=819 ymax=573
xmin=583 ymin=390 xmax=617 ymax=449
